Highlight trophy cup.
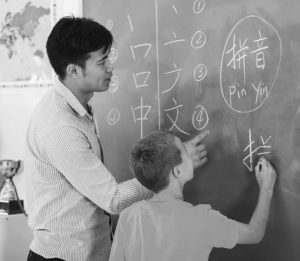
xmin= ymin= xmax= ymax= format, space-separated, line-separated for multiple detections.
xmin=0 ymin=160 xmax=24 ymax=215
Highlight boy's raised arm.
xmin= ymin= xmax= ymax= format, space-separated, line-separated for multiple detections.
xmin=236 ymin=158 xmax=277 ymax=244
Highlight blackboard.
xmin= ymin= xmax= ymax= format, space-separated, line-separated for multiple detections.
xmin=84 ymin=0 xmax=300 ymax=260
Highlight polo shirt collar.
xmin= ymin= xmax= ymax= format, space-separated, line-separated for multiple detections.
xmin=54 ymin=78 xmax=93 ymax=119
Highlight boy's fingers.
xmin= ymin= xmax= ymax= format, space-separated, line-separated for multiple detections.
xmin=199 ymin=157 xmax=207 ymax=165
xmin=197 ymin=144 xmax=206 ymax=153
xmin=255 ymin=163 xmax=259 ymax=173
xmin=198 ymin=150 xmax=207 ymax=158
xmin=195 ymin=156 xmax=207 ymax=167
xmin=192 ymin=130 xmax=210 ymax=145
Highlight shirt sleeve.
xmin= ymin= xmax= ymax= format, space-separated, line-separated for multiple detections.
xmin=44 ymin=125 xmax=152 ymax=214
xmin=109 ymin=214 xmax=126 ymax=261
xmin=197 ymin=205 xmax=239 ymax=249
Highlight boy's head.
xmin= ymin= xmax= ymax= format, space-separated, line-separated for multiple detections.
xmin=130 ymin=130 xmax=193 ymax=193
xmin=46 ymin=16 xmax=113 ymax=80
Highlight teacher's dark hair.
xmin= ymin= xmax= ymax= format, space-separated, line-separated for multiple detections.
xmin=46 ymin=16 xmax=113 ymax=79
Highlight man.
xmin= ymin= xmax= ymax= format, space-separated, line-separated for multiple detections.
xmin=25 ymin=17 xmax=208 ymax=261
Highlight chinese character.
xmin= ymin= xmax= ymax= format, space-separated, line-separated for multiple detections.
xmin=243 ymin=128 xmax=271 ymax=171
xmin=131 ymin=97 xmax=152 ymax=138
xmin=251 ymin=30 xmax=268 ymax=70
xmin=164 ymin=98 xmax=190 ymax=135
xmin=162 ymin=63 xmax=182 ymax=93
xmin=226 ymin=34 xmax=249 ymax=84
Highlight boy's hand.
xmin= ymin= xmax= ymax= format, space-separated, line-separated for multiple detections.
xmin=255 ymin=157 xmax=277 ymax=194
xmin=184 ymin=130 xmax=209 ymax=169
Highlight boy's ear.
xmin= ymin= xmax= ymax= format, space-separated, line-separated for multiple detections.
xmin=172 ymin=166 xmax=181 ymax=178
xmin=66 ymin=64 xmax=80 ymax=78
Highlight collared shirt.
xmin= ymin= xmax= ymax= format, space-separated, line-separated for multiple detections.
xmin=25 ymin=79 xmax=152 ymax=261
xmin=109 ymin=200 xmax=239 ymax=261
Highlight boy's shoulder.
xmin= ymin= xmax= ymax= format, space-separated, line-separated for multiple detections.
xmin=121 ymin=200 xmax=213 ymax=218
xmin=120 ymin=200 xmax=145 ymax=217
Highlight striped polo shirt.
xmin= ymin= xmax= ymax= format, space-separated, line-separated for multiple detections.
xmin=25 ymin=79 xmax=152 ymax=261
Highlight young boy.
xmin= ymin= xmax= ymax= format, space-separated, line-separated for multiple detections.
xmin=109 ymin=130 xmax=276 ymax=261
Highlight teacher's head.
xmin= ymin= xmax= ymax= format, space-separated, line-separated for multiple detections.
xmin=46 ymin=16 xmax=113 ymax=82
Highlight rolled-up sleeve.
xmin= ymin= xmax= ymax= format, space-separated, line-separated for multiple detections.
xmin=44 ymin=125 xmax=152 ymax=214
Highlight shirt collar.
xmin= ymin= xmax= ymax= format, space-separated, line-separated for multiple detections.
xmin=54 ymin=78 xmax=93 ymax=119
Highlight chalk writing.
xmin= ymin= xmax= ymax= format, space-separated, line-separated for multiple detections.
xmin=220 ymin=15 xmax=282 ymax=113
xmin=106 ymin=19 xmax=114 ymax=31
xmin=130 ymin=43 xmax=152 ymax=60
xmin=243 ymin=128 xmax=272 ymax=171
xmin=172 ymin=5 xmax=178 ymax=14
xmin=107 ymin=108 xmax=120 ymax=126
xmin=162 ymin=63 xmax=182 ymax=93
xmin=192 ymin=105 xmax=209 ymax=131
xmin=127 ymin=15 xmax=134 ymax=31
xmin=226 ymin=34 xmax=248 ymax=84
xmin=106 ymin=0 xmax=209 ymax=135
xmin=191 ymin=30 xmax=207 ymax=49
xmin=108 ymin=75 xmax=119 ymax=93
xmin=163 ymin=32 xmax=186 ymax=46
xmin=131 ymin=97 xmax=152 ymax=138
xmin=164 ymin=98 xmax=190 ymax=135
xmin=193 ymin=0 xmax=206 ymax=14
xmin=251 ymin=30 xmax=268 ymax=70
xmin=108 ymin=47 xmax=118 ymax=64
xmin=194 ymin=63 xmax=207 ymax=82
xmin=132 ymin=71 xmax=151 ymax=89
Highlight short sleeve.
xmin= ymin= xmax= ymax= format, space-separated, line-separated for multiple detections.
xmin=195 ymin=205 xmax=239 ymax=249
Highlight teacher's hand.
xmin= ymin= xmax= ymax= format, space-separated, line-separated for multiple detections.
xmin=184 ymin=130 xmax=209 ymax=169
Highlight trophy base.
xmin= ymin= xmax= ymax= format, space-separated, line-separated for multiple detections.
xmin=0 ymin=200 xmax=24 ymax=215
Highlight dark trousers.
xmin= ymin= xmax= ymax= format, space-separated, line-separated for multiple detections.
xmin=27 ymin=250 xmax=65 ymax=261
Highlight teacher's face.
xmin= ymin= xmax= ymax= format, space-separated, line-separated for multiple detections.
xmin=81 ymin=48 xmax=114 ymax=93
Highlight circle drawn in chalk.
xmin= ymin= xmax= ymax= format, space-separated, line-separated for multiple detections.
xmin=109 ymin=75 xmax=119 ymax=93
xmin=107 ymin=108 xmax=120 ymax=126
xmin=220 ymin=15 xmax=282 ymax=113
xmin=191 ymin=30 xmax=206 ymax=49
xmin=192 ymin=105 xmax=209 ymax=131
xmin=108 ymin=48 xmax=118 ymax=64
xmin=194 ymin=64 xmax=207 ymax=82
xmin=193 ymin=0 xmax=206 ymax=14
xmin=106 ymin=20 xmax=114 ymax=31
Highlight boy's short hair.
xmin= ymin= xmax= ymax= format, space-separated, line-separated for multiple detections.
xmin=130 ymin=130 xmax=182 ymax=193
xmin=46 ymin=16 xmax=113 ymax=79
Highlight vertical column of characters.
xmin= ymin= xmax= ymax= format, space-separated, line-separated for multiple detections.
xmin=160 ymin=0 xmax=209 ymax=136
xmin=160 ymin=1 xmax=189 ymax=135
xmin=128 ymin=11 xmax=153 ymax=139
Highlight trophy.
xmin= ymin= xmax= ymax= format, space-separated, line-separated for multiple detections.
xmin=0 ymin=159 xmax=24 ymax=215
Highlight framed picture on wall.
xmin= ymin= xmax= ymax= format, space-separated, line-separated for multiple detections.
xmin=0 ymin=0 xmax=82 ymax=88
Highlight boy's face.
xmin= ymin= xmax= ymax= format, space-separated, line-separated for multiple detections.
xmin=175 ymin=137 xmax=194 ymax=182
xmin=79 ymin=47 xmax=114 ymax=93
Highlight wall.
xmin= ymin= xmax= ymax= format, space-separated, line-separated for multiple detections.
xmin=0 ymin=0 xmax=83 ymax=202
xmin=0 ymin=88 xmax=48 ymax=199
xmin=0 ymin=1 xmax=83 ymax=259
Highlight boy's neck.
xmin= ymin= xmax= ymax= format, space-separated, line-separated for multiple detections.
xmin=153 ymin=181 xmax=184 ymax=201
